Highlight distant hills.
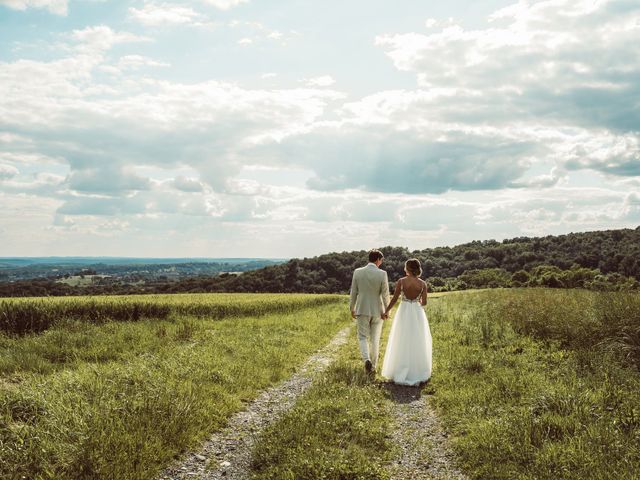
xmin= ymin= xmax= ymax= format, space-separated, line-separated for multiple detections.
xmin=0 ymin=258 xmax=286 ymax=294
xmin=0 ymin=257 xmax=285 ymax=268
xmin=0 ymin=227 xmax=638 ymax=297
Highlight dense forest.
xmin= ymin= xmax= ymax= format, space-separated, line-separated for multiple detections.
xmin=195 ymin=227 xmax=640 ymax=293
xmin=1 ymin=227 xmax=638 ymax=297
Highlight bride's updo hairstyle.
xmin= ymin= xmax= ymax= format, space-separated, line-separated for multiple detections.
xmin=405 ymin=258 xmax=422 ymax=277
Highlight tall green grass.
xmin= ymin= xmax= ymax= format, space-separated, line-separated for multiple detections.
xmin=0 ymin=293 xmax=342 ymax=334
xmin=428 ymin=289 xmax=640 ymax=479
xmin=487 ymin=289 xmax=640 ymax=368
xmin=0 ymin=300 xmax=348 ymax=479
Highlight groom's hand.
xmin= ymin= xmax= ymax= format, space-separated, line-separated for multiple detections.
xmin=351 ymin=309 xmax=356 ymax=319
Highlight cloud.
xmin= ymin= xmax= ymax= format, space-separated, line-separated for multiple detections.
xmin=0 ymin=0 xmax=67 ymax=15
xmin=473 ymin=187 xmax=636 ymax=235
xmin=564 ymin=131 xmax=640 ymax=176
xmin=0 ymin=151 xmax=64 ymax=165
xmin=57 ymin=195 xmax=147 ymax=216
xmin=71 ymin=25 xmax=151 ymax=54
xmin=257 ymin=121 xmax=538 ymax=194
xmin=229 ymin=20 xmax=298 ymax=46
xmin=511 ymin=167 xmax=564 ymax=189
xmin=173 ymin=176 xmax=205 ymax=192
xmin=0 ymin=164 xmax=19 ymax=180
xmin=128 ymin=2 xmax=208 ymax=27
xmin=201 ymin=0 xmax=248 ymax=10
xmin=305 ymin=75 xmax=336 ymax=87
xmin=394 ymin=202 xmax=478 ymax=232
xmin=0 ymin=35 xmax=344 ymax=193
xmin=377 ymin=0 xmax=640 ymax=125
xmin=374 ymin=0 xmax=640 ymax=178
xmin=1 ymin=172 xmax=67 ymax=197
xmin=622 ymin=192 xmax=640 ymax=222
xmin=143 ymin=189 xmax=221 ymax=217
xmin=115 ymin=55 xmax=171 ymax=70
xmin=65 ymin=165 xmax=151 ymax=193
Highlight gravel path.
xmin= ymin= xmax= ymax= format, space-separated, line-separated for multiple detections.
xmin=159 ymin=325 xmax=352 ymax=480
xmin=385 ymin=383 xmax=468 ymax=480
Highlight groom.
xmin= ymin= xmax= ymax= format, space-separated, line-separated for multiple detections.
xmin=349 ymin=249 xmax=391 ymax=374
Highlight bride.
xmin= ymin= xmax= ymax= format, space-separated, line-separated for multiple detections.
xmin=381 ymin=258 xmax=432 ymax=386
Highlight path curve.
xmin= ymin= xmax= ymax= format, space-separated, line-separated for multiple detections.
xmin=385 ymin=384 xmax=468 ymax=480
xmin=159 ymin=325 xmax=352 ymax=480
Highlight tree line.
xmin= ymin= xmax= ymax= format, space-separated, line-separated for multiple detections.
xmin=200 ymin=227 xmax=640 ymax=293
xmin=1 ymin=227 xmax=638 ymax=296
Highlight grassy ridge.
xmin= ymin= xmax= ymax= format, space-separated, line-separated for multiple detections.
xmin=0 ymin=299 xmax=348 ymax=479
xmin=0 ymin=293 xmax=342 ymax=334
xmin=428 ymin=290 xmax=640 ymax=479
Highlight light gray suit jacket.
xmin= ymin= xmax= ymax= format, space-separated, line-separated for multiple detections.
xmin=349 ymin=263 xmax=391 ymax=318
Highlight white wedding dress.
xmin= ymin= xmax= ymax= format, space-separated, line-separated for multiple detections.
xmin=381 ymin=283 xmax=432 ymax=385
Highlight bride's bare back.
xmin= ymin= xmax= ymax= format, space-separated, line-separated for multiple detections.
xmin=385 ymin=274 xmax=428 ymax=314
xmin=399 ymin=276 xmax=426 ymax=301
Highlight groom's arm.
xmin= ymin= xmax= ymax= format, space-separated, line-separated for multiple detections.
xmin=381 ymin=271 xmax=391 ymax=317
xmin=349 ymin=272 xmax=358 ymax=319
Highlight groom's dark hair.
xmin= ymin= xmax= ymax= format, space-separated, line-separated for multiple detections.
xmin=368 ymin=249 xmax=384 ymax=263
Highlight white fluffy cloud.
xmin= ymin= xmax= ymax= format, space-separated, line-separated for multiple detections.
xmin=375 ymin=0 xmax=640 ymax=178
xmin=305 ymin=75 xmax=336 ymax=87
xmin=0 ymin=24 xmax=344 ymax=207
xmin=173 ymin=176 xmax=205 ymax=192
xmin=129 ymin=2 xmax=206 ymax=27
xmin=114 ymin=55 xmax=171 ymax=70
xmin=201 ymin=0 xmax=248 ymax=10
xmin=0 ymin=164 xmax=19 ymax=180
xmin=70 ymin=25 xmax=151 ymax=54
xmin=258 ymin=122 xmax=537 ymax=193
xmin=0 ymin=0 xmax=67 ymax=15
xmin=228 ymin=20 xmax=298 ymax=46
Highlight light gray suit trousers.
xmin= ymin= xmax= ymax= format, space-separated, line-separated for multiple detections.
xmin=349 ymin=263 xmax=390 ymax=367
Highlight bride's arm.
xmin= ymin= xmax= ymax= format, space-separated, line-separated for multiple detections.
xmin=421 ymin=280 xmax=428 ymax=306
xmin=385 ymin=279 xmax=402 ymax=316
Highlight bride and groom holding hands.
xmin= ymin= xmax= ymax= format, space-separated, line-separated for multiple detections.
xmin=349 ymin=249 xmax=432 ymax=385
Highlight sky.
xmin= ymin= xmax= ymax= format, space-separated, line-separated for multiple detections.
xmin=0 ymin=0 xmax=639 ymax=258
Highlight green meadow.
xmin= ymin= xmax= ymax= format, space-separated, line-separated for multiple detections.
xmin=428 ymin=289 xmax=640 ymax=479
xmin=0 ymin=294 xmax=346 ymax=479
xmin=1 ymin=289 xmax=639 ymax=479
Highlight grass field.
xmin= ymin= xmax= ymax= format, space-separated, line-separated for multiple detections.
xmin=428 ymin=289 xmax=640 ymax=479
xmin=2 ymin=289 xmax=639 ymax=479
xmin=0 ymin=293 xmax=342 ymax=334
xmin=0 ymin=293 xmax=346 ymax=479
